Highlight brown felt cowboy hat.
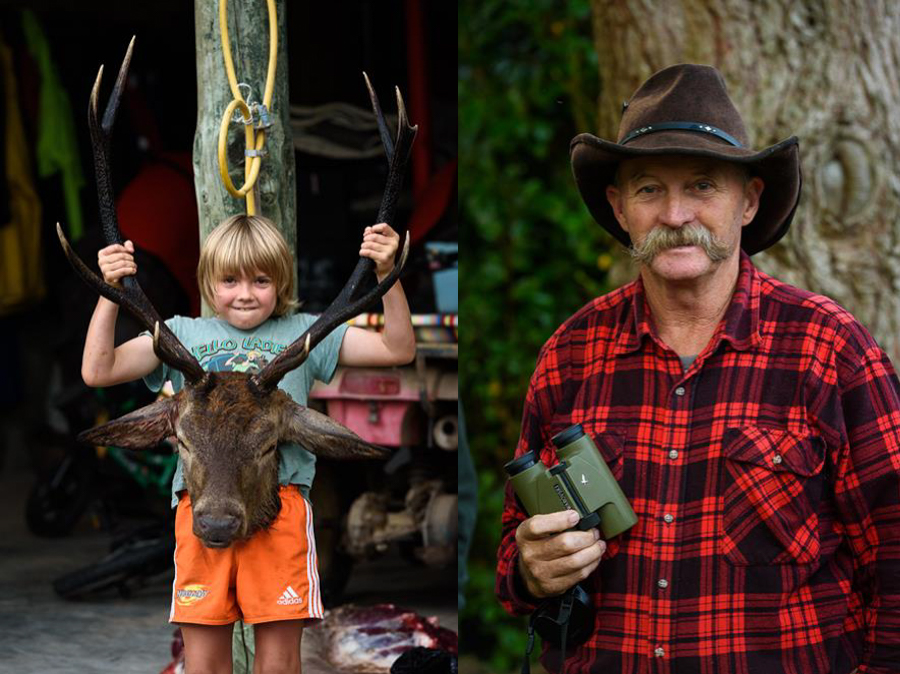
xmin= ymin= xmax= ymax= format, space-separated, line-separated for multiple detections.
xmin=570 ymin=63 xmax=801 ymax=255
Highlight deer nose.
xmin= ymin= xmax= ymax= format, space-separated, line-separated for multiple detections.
xmin=195 ymin=513 xmax=240 ymax=545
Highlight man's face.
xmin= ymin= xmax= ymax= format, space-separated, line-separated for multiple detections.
xmin=605 ymin=156 xmax=764 ymax=283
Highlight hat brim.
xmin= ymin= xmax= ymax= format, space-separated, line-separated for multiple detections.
xmin=570 ymin=132 xmax=801 ymax=256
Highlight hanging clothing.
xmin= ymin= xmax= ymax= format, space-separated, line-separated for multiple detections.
xmin=20 ymin=9 xmax=84 ymax=241
xmin=0 ymin=36 xmax=44 ymax=314
xmin=0 ymin=41 xmax=10 ymax=228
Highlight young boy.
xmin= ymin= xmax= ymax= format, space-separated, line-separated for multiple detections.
xmin=81 ymin=214 xmax=415 ymax=674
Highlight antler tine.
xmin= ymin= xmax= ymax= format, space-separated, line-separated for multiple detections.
xmin=327 ymin=79 xmax=416 ymax=309
xmin=88 ymin=37 xmax=134 ymax=250
xmin=252 ymin=78 xmax=417 ymax=391
xmin=61 ymin=39 xmax=206 ymax=384
xmin=363 ymin=71 xmax=394 ymax=160
xmin=375 ymin=85 xmax=416 ymax=226
xmin=103 ymin=35 xmax=134 ymax=132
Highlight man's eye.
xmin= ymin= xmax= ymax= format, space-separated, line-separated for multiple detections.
xmin=636 ymin=185 xmax=657 ymax=195
xmin=695 ymin=181 xmax=713 ymax=191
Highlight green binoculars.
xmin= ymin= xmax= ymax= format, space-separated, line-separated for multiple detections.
xmin=505 ymin=424 xmax=638 ymax=539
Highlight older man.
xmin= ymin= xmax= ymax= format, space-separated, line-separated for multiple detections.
xmin=496 ymin=64 xmax=900 ymax=673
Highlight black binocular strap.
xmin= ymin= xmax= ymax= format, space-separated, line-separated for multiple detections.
xmin=557 ymin=590 xmax=575 ymax=671
xmin=522 ymin=614 xmax=536 ymax=674
xmin=521 ymin=588 xmax=577 ymax=674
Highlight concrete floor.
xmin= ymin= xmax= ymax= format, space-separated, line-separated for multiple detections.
xmin=0 ymin=469 xmax=456 ymax=673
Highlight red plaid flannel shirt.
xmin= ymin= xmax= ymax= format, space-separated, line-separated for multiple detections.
xmin=497 ymin=253 xmax=900 ymax=673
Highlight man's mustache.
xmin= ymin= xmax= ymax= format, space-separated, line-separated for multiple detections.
xmin=629 ymin=223 xmax=733 ymax=264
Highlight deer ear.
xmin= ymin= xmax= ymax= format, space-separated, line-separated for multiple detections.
xmin=77 ymin=397 xmax=177 ymax=449
xmin=282 ymin=404 xmax=390 ymax=460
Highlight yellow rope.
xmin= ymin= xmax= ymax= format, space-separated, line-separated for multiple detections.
xmin=217 ymin=0 xmax=278 ymax=215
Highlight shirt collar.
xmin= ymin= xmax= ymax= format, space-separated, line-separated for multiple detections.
xmin=615 ymin=251 xmax=761 ymax=356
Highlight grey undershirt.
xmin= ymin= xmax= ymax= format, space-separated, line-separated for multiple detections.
xmin=680 ymin=355 xmax=698 ymax=371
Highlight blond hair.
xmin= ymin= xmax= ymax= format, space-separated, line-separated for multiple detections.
xmin=198 ymin=215 xmax=299 ymax=317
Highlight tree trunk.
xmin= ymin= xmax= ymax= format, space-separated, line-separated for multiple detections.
xmin=193 ymin=0 xmax=295 ymax=316
xmin=590 ymin=0 xmax=900 ymax=362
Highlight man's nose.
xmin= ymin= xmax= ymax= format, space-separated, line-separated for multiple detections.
xmin=659 ymin=193 xmax=693 ymax=227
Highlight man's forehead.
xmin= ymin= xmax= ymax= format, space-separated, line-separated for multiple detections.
xmin=618 ymin=155 xmax=742 ymax=181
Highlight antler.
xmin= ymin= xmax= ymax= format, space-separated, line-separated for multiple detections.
xmin=56 ymin=38 xmax=206 ymax=384
xmin=251 ymin=75 xmax=417 ymax=391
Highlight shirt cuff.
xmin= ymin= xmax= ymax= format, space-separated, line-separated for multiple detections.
xmin=506 ymin=552 xmax=541 ymax=615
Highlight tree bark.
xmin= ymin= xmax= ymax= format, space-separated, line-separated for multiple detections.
xmin=590 ymin=0 xmax=900 ymax=362
xmin=193 ymin=0 xmax=295 ymax=316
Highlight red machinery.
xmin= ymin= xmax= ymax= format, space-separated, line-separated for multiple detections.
xmin=309 ymin=313 xmax=457 ymax=601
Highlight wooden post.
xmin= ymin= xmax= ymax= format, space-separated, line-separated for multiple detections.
xmin=193 ymin=0 xmax=295 ymax=316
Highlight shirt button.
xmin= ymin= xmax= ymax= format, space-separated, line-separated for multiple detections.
xmin=773 ymin=454 xmax=783 ymax=465
xmin=674 ymin=386 xmax=686 ymax=396
xmin=654 ymin=647 xmax=665 ymax=658
xmin=663 ymin=513 xmax=674 ymax=524
xmin=657 ymin=579 xmax=669 ymax=589
xmin=668 ymin=449 xmax=679 ymax=460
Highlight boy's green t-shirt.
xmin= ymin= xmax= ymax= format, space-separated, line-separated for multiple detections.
xmin=142 ymin=314 xmax=349 ymax=507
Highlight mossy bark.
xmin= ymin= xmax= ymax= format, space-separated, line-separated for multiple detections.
xmin=194 ymin=0 xmax=295 ymax=316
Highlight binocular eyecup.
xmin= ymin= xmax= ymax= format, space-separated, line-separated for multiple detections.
xmin=505 ymin=449 xmax=540 ymax=477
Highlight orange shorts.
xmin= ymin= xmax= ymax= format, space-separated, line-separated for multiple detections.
xmin=169 ymin=485 xmax=324 ymax=625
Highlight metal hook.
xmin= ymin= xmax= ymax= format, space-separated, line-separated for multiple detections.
xmin=231 ymin=83 xmax=256 ymax=124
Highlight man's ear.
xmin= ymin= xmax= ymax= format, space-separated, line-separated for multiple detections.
xmin=742 ymin=177 xmax=765 ymax=226
xmin=606 ymin=184 xmax=629 ymax=233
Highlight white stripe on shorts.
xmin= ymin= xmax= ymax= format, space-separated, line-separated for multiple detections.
xmin=304 ymin=498 xmax=324 ymax=617
xmin=169 ymin=537 xmax=179 ymax=622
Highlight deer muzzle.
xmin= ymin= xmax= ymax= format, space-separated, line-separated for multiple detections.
xmin=193 ymin=502 xmax=245 ymax=548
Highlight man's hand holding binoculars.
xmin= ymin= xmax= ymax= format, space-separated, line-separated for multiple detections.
xmin=516 ymin=509 xmax=607 ymax=599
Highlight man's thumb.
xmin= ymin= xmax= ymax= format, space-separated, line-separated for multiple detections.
xmin=526 ymin=509 xmax=579 ymax=537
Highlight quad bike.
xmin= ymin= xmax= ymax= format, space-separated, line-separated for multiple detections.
xmin=310 ymin=312 xmax=458 ymax=606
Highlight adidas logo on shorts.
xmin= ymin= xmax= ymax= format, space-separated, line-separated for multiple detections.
xmin=276 ymin=585 xmax=304 ymax=606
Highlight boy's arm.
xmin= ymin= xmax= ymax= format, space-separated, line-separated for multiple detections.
xmin=82 ymin=298 xmax=159 ymax=386
xmin=338 ymin=223 xmax=416 ymax=367
xmin=338 ymin=283 xmax=416 ymax=366
xmin=81 ymin=241 xmax=161 ymax=387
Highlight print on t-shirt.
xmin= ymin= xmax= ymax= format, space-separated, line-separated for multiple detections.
xmin=191 ymin=336 xmax=290 ymax=372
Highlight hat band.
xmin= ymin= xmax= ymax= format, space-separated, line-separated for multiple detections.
xmin=620 ymin=122 xmax=743 ymax=148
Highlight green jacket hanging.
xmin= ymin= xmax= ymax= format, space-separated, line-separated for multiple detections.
xmin=21 ymin=9 xmax=85 ymax=241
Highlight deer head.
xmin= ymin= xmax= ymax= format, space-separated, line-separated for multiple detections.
xmin=57 ymin=39 xmax=416 ymax=548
